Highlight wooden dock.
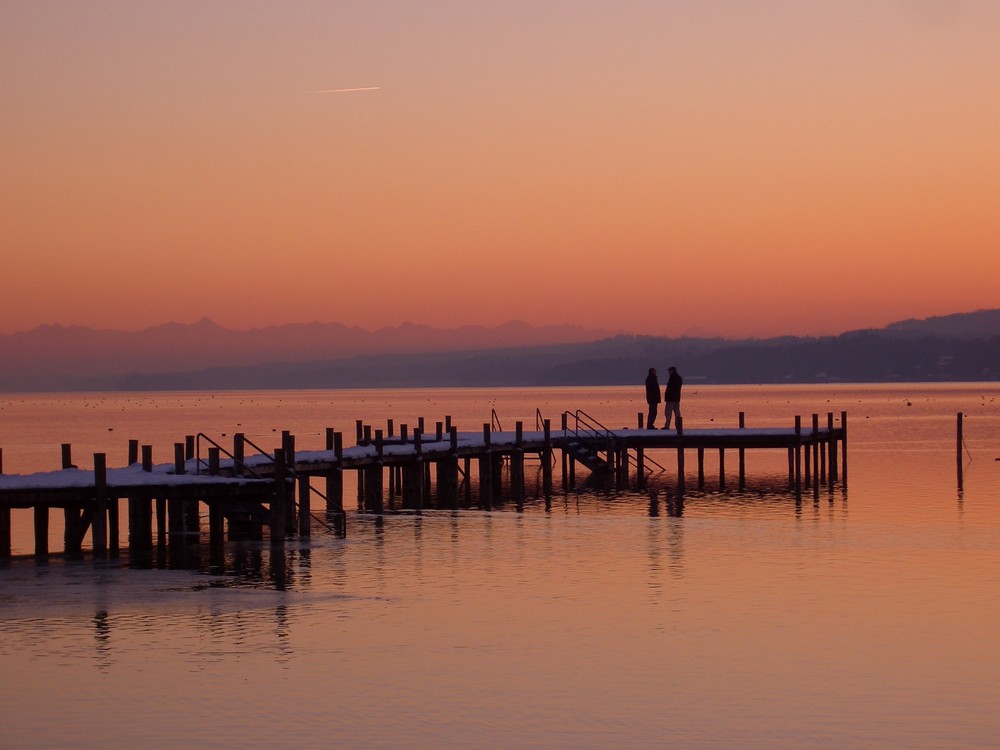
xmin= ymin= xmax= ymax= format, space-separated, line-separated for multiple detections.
xmin=0 ymin=409 xmax=847 ymax=560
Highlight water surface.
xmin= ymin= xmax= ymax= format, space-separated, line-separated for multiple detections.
xmin=2 ymin=384 xmax=999 ymax=748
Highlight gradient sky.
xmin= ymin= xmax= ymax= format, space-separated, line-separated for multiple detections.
xmin=2 ymin=1 xmax=998 ymax=339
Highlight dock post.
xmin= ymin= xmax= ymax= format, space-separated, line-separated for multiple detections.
xmin=827 ymin=413 xmax=838 ymax=483
xmin=156 ymin=497 xmax=167 ymax=546
xmin=128 ymin=439 xmax=139 ymax=465
xmin=957 ymin=412 xmax=964 ymax=491
xmin=738 ymin=412 xmax=746 ymax=490
xmin=185 ymin=435 xmax=195 ymax=461
xmin=697 ymin=448 xmax=705 ymax=489
xmin=93 ymin=453 xmax=108 ymax=557
xmin=812 ymin=414 xmax=821 ymax=498
xmin=542 ymin=420 xmax=553 ymax=496
xmin=841 ymin=411 xmax=849 ymax=488
xmin=794 ymin=417 xmax=803 ymax=498
xmin=298 ymin=476 xmax=311 ymax=537
xmin=209 ymin=502 xmax=224 ymax=551
xmin=34 ymin=503 xmax=49 ymax=558
xmin=449 ymin=426 xmax=461 ymax=507
xmin=356 ymin=420 xmax=364 ymax=445
xmin=0 ymin=459 xmax=8 ymax=557
xmin=804 ymin=420 xmax=812 ymax=489
xmin=479 ymin=424 xmax=493 ymax=510
xmin=511 ymin=421 xmax=525 ymax=505
xmin=129 ymin=488 xmax=153 ymax=555
xmin=61 ymin=443 xmax=80 ymax=554
xmin=109 ymin=497 xmax=120 ymax=558
xmin=560 ymin=413 xmax=569 ymax=487
xmin=0 ymin=521 xmax=8 ymax=562
xmin=271 ymin=448 xmax=288 ymax=543
xmin=326 ymin=431 xmax=344 ymax=523
xmin=818 ymin=414 xmax=827 ymax=486
xmin=366 ymin=432 xmax=384 ymax=514
xmin=718 ymin=448 xmax=726 ymax=491
xmin=234 ymin=433 xmax=245 ymax=476
xmin=676 ymin=443 xmax=686 ymax=497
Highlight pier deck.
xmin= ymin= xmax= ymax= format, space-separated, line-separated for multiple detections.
xmin=0 ymin=410 xmax=847 ymax=559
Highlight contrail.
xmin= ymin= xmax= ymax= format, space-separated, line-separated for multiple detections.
xmin=307 ymin=86 xmax=381 ymax=93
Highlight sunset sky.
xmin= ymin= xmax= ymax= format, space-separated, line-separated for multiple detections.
xmin=2 ymin=1 xmax=998 ymax=339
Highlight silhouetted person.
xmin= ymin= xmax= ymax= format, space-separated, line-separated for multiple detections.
xmin=663 ymin=366 xmax=682 ymax=429
xmin=645 ymin=367 xmax=661 ymax=429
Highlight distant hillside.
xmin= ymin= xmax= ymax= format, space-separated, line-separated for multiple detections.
xmin=881 ymin=309 xmax=1000 ymax=339
xmin=114 ymin=330 xmax=1000 ymax=391
xmin=3 ymin=310 xmax=1000 ymax=391
xmin=0 ymin=318 xmax=618 ymax=392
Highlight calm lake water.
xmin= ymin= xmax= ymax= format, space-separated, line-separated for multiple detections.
xmin=2 ymin=384 xmax=1000 ymax=749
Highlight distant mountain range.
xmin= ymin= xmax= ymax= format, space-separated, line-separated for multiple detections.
xmin=2 ymin=310 xmax=1000 ymax=391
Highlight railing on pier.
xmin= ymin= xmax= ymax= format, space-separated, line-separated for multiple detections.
xmin=561 ymin=409 xmax=667 ymax=476
xmin=194 ymin=432 xmax=344 ymax=533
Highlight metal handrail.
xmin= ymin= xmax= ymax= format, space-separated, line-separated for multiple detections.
xmin=491 ymin=408 xmax=503 ymax=433
xmin=194 ymin=433 xmax=344 ymax=530
xmin=561 ymin=411 xmax=666 ymax=475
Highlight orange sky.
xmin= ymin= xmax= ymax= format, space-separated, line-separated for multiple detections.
xmin=2 ymin=1 xmax=998 ymax=339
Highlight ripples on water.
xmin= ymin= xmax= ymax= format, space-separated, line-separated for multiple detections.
xmin=2 ymin=385 xmax=1000 ymax=748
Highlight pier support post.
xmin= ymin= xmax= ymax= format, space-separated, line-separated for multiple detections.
xmin=718 ymin=448 xmax=726 ymax=491
xmin=560 ymin=413 xmax=569 ymax=488
xmin=209 ymin=502 xmax=225 ymax=551
xmin=298 ymin=476 xmax=311 ymax=537
xmin=326 ymin=430 xmax=345 ymax=527
xmin=93 ymin=453 xmax=109 ymax=557
xmin=738 ymin=412 xmax=746 ymax=490
xmin=511 ymin=422 xmax=525 ymax=505
xmin=957 ymin=412 xmax=964 ymax=492
xmin=234 ymin=433 xmax=245 ymax=476
xmin=841 ymin=411 xmax=849 ymax=488
xmin=697 ymin=448 xmax=705 ymax=489
xmin=0 ymin=505 xmax=9 ymax=559
xmin=812 ymin=414 xmax=821 ymax=499
xmin=794 ymin=417 xmax=803 ymax=498
xmin=271 ymin=448 xmax=288 ymax=544
xmin=34 ymin=504 xmax=49 ymax=558
xmin=129 ymin=494 xmax=153 ymax=553
xmin=479 ymin=424 xmax=493 ymax=510
xmin=542 ymin=420 xmax=553 ymax=497
xmin=827 ymin=413 xmax=838 ymax=484
xmin=676 ymin=444 xmax=685 ymax=497
xmin=0 ymin=451 xmax=8 ymax=558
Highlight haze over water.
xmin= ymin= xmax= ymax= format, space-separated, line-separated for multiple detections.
xmin=1 ymin=383 xmax=999 ymax=748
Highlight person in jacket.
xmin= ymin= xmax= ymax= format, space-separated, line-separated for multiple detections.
xmin=663 ymin=366 xmax=683 ymax=429
xmin=644 ymin=367 xmax=661 ymax=429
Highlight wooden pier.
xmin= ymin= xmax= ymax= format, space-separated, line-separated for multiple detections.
xmin=0 ymin=409 xmax=847 ymax=560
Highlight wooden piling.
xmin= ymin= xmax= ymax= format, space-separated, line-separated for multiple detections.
xmin=326 ymin=430 xmax=344 ymax=518
xmin=34 ymin=504 xmax=48 ymax=558
xmin=298 ymin=476 xmax=311 ymax=536
xmin=718 ymin=448 xmax=726 ymax=491
xmin=479 ymin=424 xmax=493 ymax=510
xmin=271 ymin=448 xmax=288 ymax=544
xmin=957 ymin=412 xmax=964 ymax=491
xmin=841 ymin=411 xmax=849 ymax=487
xmin=93 ymin=453 xmax=108 ymax=556
xmin=827 ymin=413 xmax=838 ymax=483
xmin=511 ymin=422 xmax=525 ymax=503
xmin=794 ymin=417 xmax=803 ymax=498
xmin=697 ymin=447 xmax=705 ymax=489
xmin=738 ymin=412 xmax=746 ymax=490
xmin=542 ymin=420 xmax=553 ymax=496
